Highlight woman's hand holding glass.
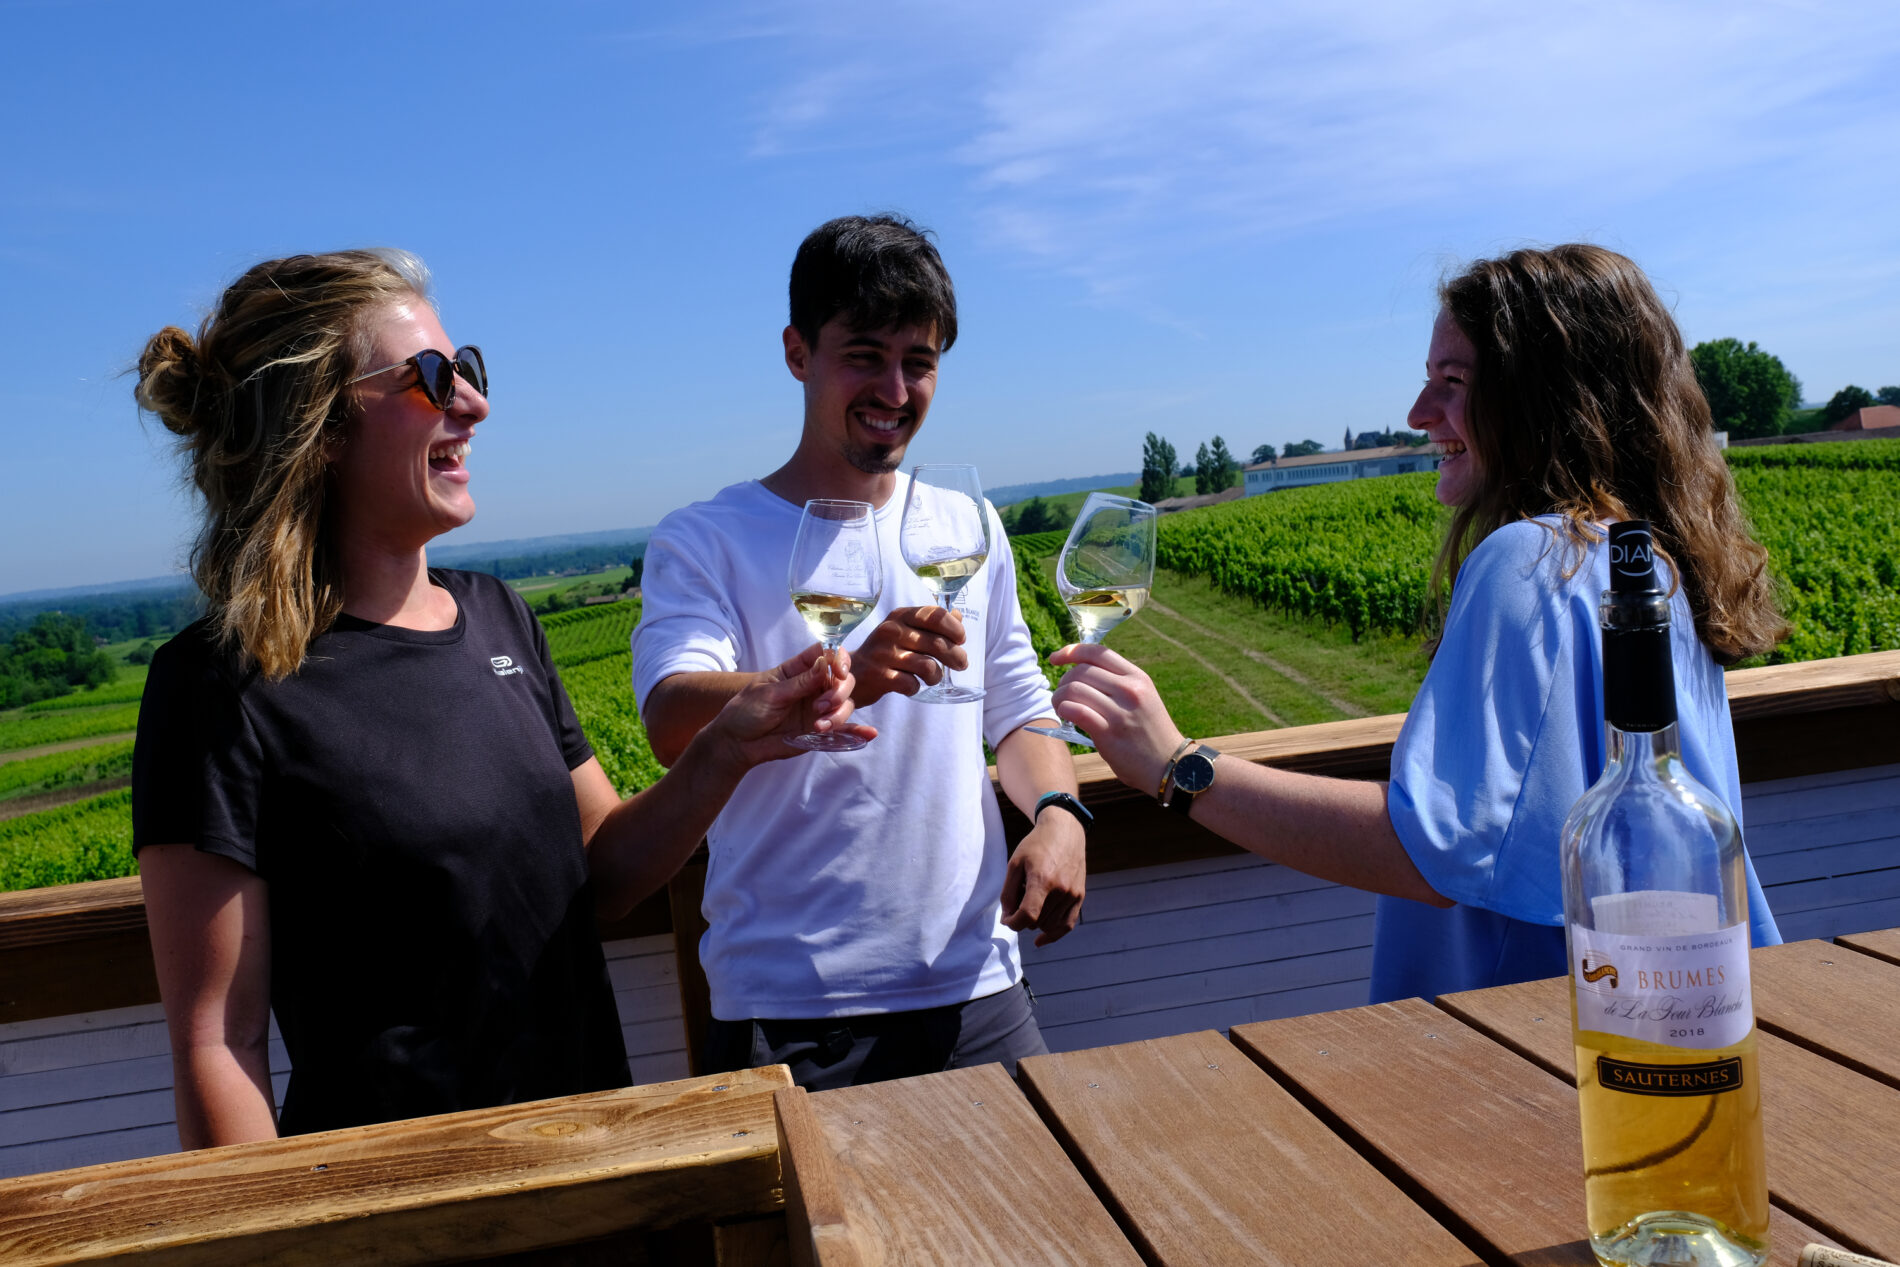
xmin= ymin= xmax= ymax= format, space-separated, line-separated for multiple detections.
xmin=708 ymin=642 xmax=874 ymax=767
xmin=1026 ymin=492 xmax=1158 ymax=748
xmin=1048 ymin=642 xmax=1184 ymax=799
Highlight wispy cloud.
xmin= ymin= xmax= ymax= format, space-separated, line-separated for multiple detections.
xmin=740 ymin=0 xmax=1900 ymax=291
xmin=961 ymin=1 xmax=1900 ymax=263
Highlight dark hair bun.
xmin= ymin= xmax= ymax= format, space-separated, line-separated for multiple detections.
xmin=136 ymin=325 xmax=205 ymax=436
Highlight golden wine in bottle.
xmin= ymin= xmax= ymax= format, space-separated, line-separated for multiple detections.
xmin=1560 ymin=521 xmax=1769 ymax=1267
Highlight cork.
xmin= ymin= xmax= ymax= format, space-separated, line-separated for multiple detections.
xmin=1800 ymin=1245 xmax=1898 ymax=1267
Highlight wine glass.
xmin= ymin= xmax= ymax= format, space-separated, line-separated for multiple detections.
xmin=899 ymin=464 xmax=990 ymax=704
xmin=1025 ymin=492 xmax=1157 ymax=748
xmin=785 ymin=499 xmax=881 ymax=751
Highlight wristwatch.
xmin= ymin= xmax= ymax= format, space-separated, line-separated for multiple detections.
xmin=1165 ymin=745 xmax=1222 ymax=816
xmin=1034 ymin=791 xmax=1094 ymax=831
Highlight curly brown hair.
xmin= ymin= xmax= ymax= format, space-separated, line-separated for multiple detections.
xmin=135 ymin=250 xmax=431 ymax=679
xmin=1433 ymin=244 xmax=1785 ymax=664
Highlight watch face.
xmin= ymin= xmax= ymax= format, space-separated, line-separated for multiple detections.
xmin=1173 ymin=752 xmax=1216 ymax=793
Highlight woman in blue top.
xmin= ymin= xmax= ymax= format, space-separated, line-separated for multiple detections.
xmin=1051 ymin=244 xmax=1785 ymax=1001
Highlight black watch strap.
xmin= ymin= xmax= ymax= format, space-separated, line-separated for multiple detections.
xmin=1035 ymin=791 xmax=1094 ymax=830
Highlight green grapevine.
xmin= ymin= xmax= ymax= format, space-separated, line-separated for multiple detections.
xmin=0 ymin=789 xmax=135 ymax=891
xmin=0 ymin=739 xmax=135 ymax=802
xmin=0 ymin=702 xmax=142 ymax=754
xmin=540 ymin=599 xmax=643 ymax=670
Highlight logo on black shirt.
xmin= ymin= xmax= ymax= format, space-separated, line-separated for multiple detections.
xmin=491 ymin=655 xmax=524 ymax=677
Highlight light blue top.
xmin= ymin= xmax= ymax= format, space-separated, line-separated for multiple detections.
xmin=1374 ymin=517 xmax=1782 ymax=1003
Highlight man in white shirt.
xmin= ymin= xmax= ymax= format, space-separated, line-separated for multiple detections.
xmin=631 ymin=215 xmax=1087 ymax=1088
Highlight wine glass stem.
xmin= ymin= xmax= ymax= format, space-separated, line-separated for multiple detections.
xmin=819 ymin=638 xmax=843 ymax=728
xmin=940 ymin=592 xmax=960 ymax=690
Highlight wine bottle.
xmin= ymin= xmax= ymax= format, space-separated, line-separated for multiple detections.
xmin=1559 ymin=520 xmax=1770 ymax=1267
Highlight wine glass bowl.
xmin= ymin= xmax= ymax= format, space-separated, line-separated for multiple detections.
xmin=900 ymin=464 xmax=991 ymax=704
xmin=1025 ymin=492 xmax=1157 ymax=747
xmin=785 ymin=499 xmax=881 ymax=751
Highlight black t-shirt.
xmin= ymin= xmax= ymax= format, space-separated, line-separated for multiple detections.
xmin=133 ymin=569 xmax=630 ymax=1135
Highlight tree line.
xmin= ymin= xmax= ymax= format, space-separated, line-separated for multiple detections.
xmin=1138 ymin=433 xmax=1246 ymax=502
xmin=0 ymin=613 xmax=118 ymax=709
xmin=0 ymin=590 xmax=200 ymax=646
xmin=1690 ymin=338 xmax=1897 ymax=440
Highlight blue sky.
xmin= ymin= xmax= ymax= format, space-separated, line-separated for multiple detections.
xmin=4 ymin=0 xmax=1897 ymax=595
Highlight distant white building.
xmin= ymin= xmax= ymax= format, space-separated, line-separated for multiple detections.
xmin=1243 ymin=444 xmax=1440 ymax=495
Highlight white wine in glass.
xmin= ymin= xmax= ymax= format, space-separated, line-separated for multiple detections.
xmin=899 ymin=464 xmax=990 ymax=704
xmin=1025 ymin=492 xmax=1158 ymax=748
xmin=785 ymin=499 xmax=881 ymax=751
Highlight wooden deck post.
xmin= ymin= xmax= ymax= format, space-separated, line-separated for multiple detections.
xmin=669 ymin=847 xmax=714 ymax=1076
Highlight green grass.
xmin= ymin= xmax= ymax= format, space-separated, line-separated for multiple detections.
xmin=99 ymin=632 xmax=176 ymax=666
xmin=0 ymin=739 xmax=135 ymax=803
xmin=1047 ymin=561 xmax=1428 ymax=739
xmin=0 ymin=789 xmax=136 ymax=891
xmin=509 ymin=565 xmax=636 ymax=596
xmin=20 ymin=672 xmax=148 ymax=713
xmin=0 ymin=702 xmax=142 ymax=754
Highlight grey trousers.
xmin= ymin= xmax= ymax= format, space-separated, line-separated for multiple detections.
xmin=704 ymin=980 xmax=1049 ymax=1091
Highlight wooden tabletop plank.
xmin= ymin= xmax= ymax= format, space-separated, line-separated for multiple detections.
xmin=1836 ymin=927 xmax=1900 ymax=967
xmin=1232 ymin=999 xmax=1601 ymax=1266
xmin=1231 ymin=999 xmax=1836 ymax=1267
xmin=795 ymin=1063 xmax=1143 ymax=1267
xmin=1016 ymin=1029 xmax=1480 ymax=1266
xmin=1437 ymin=975 xmax=1900 ymax=1261
xmin=1753 ymin=940 xmax=1900 ymax=1090
xmin=0 ymin=1066 xmax=791 ymax=1266
xmin=776 ymin=1086 xmax=863 ymax=1267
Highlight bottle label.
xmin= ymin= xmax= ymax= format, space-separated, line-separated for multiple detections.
xmin=1570 ymin=919 xmax=1753 ymax=1051
xmin=1595 ymin=1054 xmax=1745 ymax=1096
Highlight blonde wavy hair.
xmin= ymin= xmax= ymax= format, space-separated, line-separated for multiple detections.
xmin=135 ymin=249 xmax=432 ymax=679
xmin=1432 ymin=244 xmax=1786 ymax=665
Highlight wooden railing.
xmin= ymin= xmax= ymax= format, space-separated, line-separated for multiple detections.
xmin=4 ymin=650 xmax=1897 ymax=1035
xmin=0 ymin=1066 xmax=793 ymax=1265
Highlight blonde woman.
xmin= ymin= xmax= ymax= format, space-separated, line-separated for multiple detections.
xmin=132 ymin=250 xmax=865 ymax=1146
xmin=1053 ymin=245 xmax=1784 ymax=1002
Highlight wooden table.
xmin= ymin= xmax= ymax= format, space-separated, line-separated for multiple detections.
xmin=779 ymin=935 xmax=1900 ymax=1266
xmin=6 ymin=934 xmax=1895 ymax=1265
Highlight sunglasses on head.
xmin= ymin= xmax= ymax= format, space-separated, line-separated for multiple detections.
xmin=349 ymin=345 xmax=487 ymax=411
